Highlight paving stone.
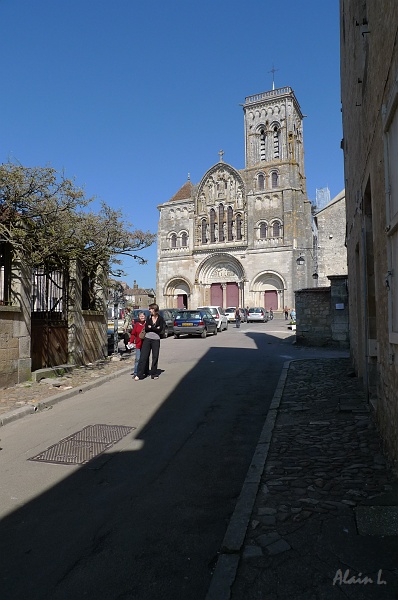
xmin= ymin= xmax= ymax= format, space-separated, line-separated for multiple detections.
xmin=265 ymin=539 xmax=291 ymax=555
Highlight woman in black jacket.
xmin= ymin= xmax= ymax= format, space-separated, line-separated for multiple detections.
xmin=135 ymin=303 xmax=165 ymax=380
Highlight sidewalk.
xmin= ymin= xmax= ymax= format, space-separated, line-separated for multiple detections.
xmin=208 ymin=358 xmax=398 ymax=600
xmin=0 ymin=352 xmax=134 ymax=425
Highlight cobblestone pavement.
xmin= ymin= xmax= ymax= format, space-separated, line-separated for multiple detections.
xmin=0 ymin=352 xmax=134 ymax=417
xmin=230 ymin=358 xmax=398 ymax=600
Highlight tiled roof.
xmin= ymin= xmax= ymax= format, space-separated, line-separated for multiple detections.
xmin=124 ymin=288 xmax=151 ymax=295
xmin=168 ymin=181 xmax=193 ymax=202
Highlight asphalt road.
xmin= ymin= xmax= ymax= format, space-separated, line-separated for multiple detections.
xmin=0 ymin=320 xmax=343 ymax=600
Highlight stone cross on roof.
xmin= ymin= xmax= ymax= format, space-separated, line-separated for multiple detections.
xmin=218 ymin=149 xmax=224 ymax=162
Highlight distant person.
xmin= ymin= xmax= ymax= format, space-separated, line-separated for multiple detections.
xmin=269 ymin=308 xmax=274 ymax=320
xmin=235 ymin=306 xmax=241 ymax=328
xmin=290 ymin=308 xmax=296 ymax=321
xmin=135 ymin=303 xmax=166 ymax=380
xmin=123 ymin=307 xmax=133 ymax=351
xmin=284 ymin=306 xmax=289 ymax=320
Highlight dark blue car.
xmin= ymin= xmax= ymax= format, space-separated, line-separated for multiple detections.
xmin=173 ymin=310 xmax=218 ymax=339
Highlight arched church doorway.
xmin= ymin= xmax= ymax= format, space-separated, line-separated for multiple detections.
xmin=252 ymin=272 xmax=285 ymax=312
xmin=163 ymin=277 xmax=192 ymax=309
xmin=196 ymin=254 xmax=245 ymax=308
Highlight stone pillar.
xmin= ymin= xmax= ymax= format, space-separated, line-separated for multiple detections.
xmin=12 ymin=256 xmax=31 ymax=383
xmin=221 ymin=283 xmax=227 ymax=308
xmin=68 ymin=259 xmax=85 ymax=365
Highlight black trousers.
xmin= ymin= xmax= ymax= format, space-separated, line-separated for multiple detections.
xmin=137 ymin=337 xmax=160 ymax=378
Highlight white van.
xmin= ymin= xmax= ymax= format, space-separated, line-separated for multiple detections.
xmin=197 ymin=306 xmax=228 ymax=331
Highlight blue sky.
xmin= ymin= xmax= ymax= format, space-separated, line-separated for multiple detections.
xmin=1 ymin=0 xmax=343 ymax=289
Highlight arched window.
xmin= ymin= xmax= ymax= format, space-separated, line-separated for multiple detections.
xmin=273 ymin=125 xmax=280 ymax=159
xmin=210 ymin=209 xmax=216 ymax=243
xmin=201 ymin=219 xmax=207 ymax=244
xmin=271 ymin=171 xmax=279 ymax=188
xmin=227 ymin=206 xmax=233 ymax=241
xmin=236 ymin=214 xmax=243 ymax=241
xmin=260 ymin=129 xmax=266 ymax=161
xmin=219 ymin=204 xmax=224 ymax=242
xmin=181 ymin=232 xmax=188 ymax=247
xmin=259 ymin=222 xmax=268 ymax=238
xmin=170 ymin=233 xmax=177 ymax=248
xmin=258 ymin=173 xmax=265 ymax=190
xmin=271 ymin=221 xmax=282 ymax=237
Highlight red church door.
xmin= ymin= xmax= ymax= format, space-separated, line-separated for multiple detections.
xmin=264 ymin=290 xmax=278 ymax=311
xmin=226 ymin=282 xmax=239 ymax=307
xmin=210 ymin=284 xmax=223 ymax=306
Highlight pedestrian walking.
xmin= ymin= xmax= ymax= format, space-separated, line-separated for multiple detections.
xmin=235 ymin=306 xmax=241 ymax=328
xmin=269 ymin=307 xmax=274 ymax=320
xmin=135 ymin=303 xmax=166 ymax=380
xmin=284 ymin=306 xmax=289 ymax=320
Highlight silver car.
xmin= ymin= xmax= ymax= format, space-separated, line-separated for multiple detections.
xmin=247 ymin=307 xmax=269 ymax=323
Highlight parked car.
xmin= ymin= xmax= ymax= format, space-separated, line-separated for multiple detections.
xmin=225 ymin=307 xmax=236 ymax=322
xmin=196 ymin=306 xmax=228 ymax=331
xmin=247 ymin=307 xmax=269 ymax=323
xmin=173 ymin=309 xmax=218 ymax=338
xmin=158 ymin=309 xmax=175 ymax=338
xmin=225 ymin=307 xmax=247 ymax=322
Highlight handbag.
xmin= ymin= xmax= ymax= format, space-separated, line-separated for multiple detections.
xmin=139 ymin=329 xmax=146 ymax=340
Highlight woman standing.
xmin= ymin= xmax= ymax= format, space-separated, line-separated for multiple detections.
xmin=135 ymin=303 xmax=165 ymax=380
xmin=129 ymin=312 xmax=147 ymax=379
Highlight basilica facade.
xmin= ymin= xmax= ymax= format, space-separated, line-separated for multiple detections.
xmin=156 ymin=86 xmax=314 ymax=312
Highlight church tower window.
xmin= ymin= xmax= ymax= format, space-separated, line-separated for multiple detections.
xmin=258 ymin=173 xmax=265 ymax=190
xmin=219 ymin=204 xmax=224 ymax=241
xmin=227 ymin=206 xmax=233 ymax=241
xmin=259 ymin=222 xmax=268 ymax=238
xmin=210 ymin=209 xmax=216 ymax=243
xmin=260 ymin=129 xmax=266 ymax=161
xmin=271 ymin=221 xmax=282 ymax=237
xmin=273 ymin=125 xmax=280 ymax=158
xmin=170 ymin=233 xmax=177 ymax=248
xmin=236 ymin=214 xmax=243 ymax=240
xmin=181 ymin=232 xmax=188 ymax=247
xmin=201 ymin=219 xmax=207 ymax=244
xmin=271 ymin=171 xmax=279 ymax=188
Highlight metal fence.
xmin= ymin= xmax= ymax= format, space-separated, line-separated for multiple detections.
xmin=31 ymin=268 xmax=67 ymax=319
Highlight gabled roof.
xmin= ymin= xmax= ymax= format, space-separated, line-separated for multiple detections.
xmin=168 ymin=181 xmax=194 ymax=202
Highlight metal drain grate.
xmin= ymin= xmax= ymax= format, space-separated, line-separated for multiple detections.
xmin=29 ymin=424 xmax=135 ymax=465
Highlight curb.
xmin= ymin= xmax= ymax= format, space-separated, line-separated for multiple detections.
xmin=205 ymin=360 xmax=291 ymax=600
xmin=0 ymin=362 xmax=134 ymax=428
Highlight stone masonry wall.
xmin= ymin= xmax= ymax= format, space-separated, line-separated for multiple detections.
xmin=295 ymin=276 xmax=349 ymax=348
xmin=295 ymin=288 xmax=331 ymax=346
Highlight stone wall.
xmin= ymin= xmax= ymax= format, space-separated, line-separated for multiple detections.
xmin=315 ymin=191 xmax=347 ymax=287
xmin=340 ymin=0 xmax=398 ymax=470
xmin=0 ymin=306 xmax=31 ymax=387
xmin=0 ymin=258 xmax=108 ymax=387
xmin=295 ymin=276 xmax=349 ymax=348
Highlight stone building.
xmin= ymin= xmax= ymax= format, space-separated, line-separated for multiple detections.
xmin=123 ymin=281 xmax=156 ymax=309
xmin=340 ymin=0 xmax=398 ymax=468
xmin=313 ymin=190 xmax=347 ymax=287
xmin=156 ymin=86 xmax=315 ymax=312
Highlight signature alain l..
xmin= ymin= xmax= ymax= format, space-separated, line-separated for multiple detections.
xmin=333 ymin=569 xmax=387 ymax=586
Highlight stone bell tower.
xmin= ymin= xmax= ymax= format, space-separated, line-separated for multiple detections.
xmin=243 ymin=86 xmax=306 ymax=193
